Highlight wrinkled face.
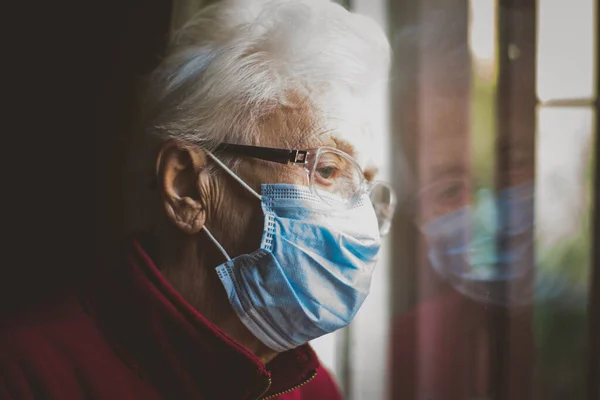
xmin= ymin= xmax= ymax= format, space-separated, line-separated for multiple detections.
xmin=156 ymin=89 xmax=382 ymax=262
xmin=214 ymin=91 xmax=381 ymax=255
xmin=234 ymin=95 xmax=380 ymax=189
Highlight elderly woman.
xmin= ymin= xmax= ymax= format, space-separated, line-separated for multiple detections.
xmin=1 ymin=0 xmax=392 ymax=398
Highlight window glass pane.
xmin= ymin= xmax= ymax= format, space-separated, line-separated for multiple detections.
xmin=469 ymin=0 xmax=497 ymax=82
xmin=535 ymin=107 xmax=594 ymax=244
xmin=534 ymin=106 xmax=595 ymax=399
xmin=388 ymin=0 xmax=598 ymax=398
xmin=536 ymin=0 xmax=596 ymax=102
xmin=469 ymin=0 xmax=498 ymax=190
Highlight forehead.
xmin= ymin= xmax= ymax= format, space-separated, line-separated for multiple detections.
xmin=319 ymin=128 xmax=379 ymax=172
xmin=259 ymin=90 xmax=382 ymax=173
xmin=313 ymin=93 xmax=382 ymax=173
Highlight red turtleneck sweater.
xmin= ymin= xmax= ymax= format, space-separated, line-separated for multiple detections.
xmin=0 ymin=238 xmax=342 ymax=399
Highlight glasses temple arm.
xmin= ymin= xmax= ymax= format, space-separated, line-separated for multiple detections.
xmin=215 ymin=144 xmax=307 ymax=164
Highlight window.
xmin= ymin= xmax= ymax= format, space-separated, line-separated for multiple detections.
xmin=381 ymin=0 xmax=598 ymax=399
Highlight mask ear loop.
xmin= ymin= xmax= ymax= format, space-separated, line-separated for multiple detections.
xmin=201 ymin=151 xmax=262 ymax=262
xmin=202 ymin=225 xmax=231 ymax=261
xmin=206 ymin=152 xmax=262 ymax=201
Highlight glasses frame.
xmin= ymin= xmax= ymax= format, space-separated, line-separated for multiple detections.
xmin=214 ymin=143 xmax=310 ymax=165
xmin=214 ymin=143 xmax=397 ymax=234
xmin=215 ymin=143 xmax=388 ymax=195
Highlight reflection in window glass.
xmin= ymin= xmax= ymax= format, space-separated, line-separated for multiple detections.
xmin=534 ymin=107 xmax=595 ymax=399
xmin=469 ymin=0 xmax=498 ymax=191
xmin=535 ymin=108 xmax=594 ymax=246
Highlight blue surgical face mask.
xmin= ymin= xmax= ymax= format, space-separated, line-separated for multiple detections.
xmin=203 ymin=153 xmax=382 ymax=352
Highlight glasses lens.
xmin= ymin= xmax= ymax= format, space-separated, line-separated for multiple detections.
xmin=370 ymin=182 xmax=396 ymax=236
xmin=311 ymin=149 xmax=362 ymax=204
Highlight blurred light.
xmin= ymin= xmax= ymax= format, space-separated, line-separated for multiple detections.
xmin=537 ymin=0 xmax=596 ymax=102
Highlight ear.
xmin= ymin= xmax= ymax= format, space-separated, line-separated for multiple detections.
xmin=156 ymin=140 xmax=210 ymax=234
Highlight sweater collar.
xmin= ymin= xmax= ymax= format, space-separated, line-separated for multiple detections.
xmin=86 ymin=236 xmax=320 ymax=399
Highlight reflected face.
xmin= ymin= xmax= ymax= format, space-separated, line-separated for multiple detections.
xmin=410 ymin=74 xmax=537 ymax=306
xmin=418 ymin=113 xmax=472 ymax=224
xmin=415 ymin=102 xmax=535 ymax=225
xmin=419 ymin=176 xmax=472 ymax=223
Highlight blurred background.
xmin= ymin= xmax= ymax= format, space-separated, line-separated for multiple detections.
xmin=94 ymin=0 xmax=599 ymax=399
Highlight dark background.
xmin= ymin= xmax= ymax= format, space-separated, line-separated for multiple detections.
xmin=2 ymin=0 xmax=172 ymax=313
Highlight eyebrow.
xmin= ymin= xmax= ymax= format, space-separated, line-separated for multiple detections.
xmin=329 ymin=138 xmax=356 ymax=158
xmin=327 ymin=137 xmax=380 ymax=179
xmin=422 ymin=165 xmax=469 ymax=187
xmin=364 ymin=167 xmax=379 ymax=182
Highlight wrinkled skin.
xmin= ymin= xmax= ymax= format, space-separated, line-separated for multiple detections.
xmin=155 ymin=93 xmax=379 ymax=364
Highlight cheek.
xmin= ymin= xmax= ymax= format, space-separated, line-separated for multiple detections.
xmin=244 ymin=210 xmax=266 ymax=251
xmin=242 ymin=162 xmax=309 ymax=188
xmin=228 ymin=165 xmax=309 ymax=254
xmin=226 ymin=192 xmax=265 ymax=254
xmin=284 ymin=169 xmax=310 ymax=186
xmin=212 ymin=176 xmax=263 ymax=255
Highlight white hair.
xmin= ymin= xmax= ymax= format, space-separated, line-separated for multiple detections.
xmin=126 ymin=0 xmax=391 ymax=230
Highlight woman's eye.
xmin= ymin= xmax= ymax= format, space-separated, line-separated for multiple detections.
xmin=440 ymin=185 xmax=461 ymax=201
xmin=316 ymin=166 xmax=337 ymax=179
xmin=436 ymin=182 xmax=466 ymax=208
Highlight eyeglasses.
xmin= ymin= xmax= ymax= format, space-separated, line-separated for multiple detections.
xmin=214 ymin=143 xmax=397 ymax=235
